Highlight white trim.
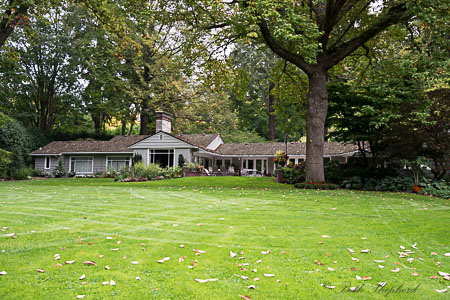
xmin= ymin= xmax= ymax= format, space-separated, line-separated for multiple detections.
xmin=31 ymin=152 xmax=133 ymax=156
xmin=44 ymin=156 xmax=51 ymax=169
xmin=69 ymin=156 xmax=94 ymax=174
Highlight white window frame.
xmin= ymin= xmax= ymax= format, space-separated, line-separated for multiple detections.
xmin=106 ymin=156 xmax=132 ymax=171
xmin=44 ymin=156 xmax=51 ymax=169
xmin=148 ymin=149 xmax=175 ymax=168
xmin=69 ymin=156 xmax=94 ymax=174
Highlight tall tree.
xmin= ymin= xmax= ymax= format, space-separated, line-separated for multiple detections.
xmin=0 ymin=8 xmax=84 ymax=132
xmin=187 ymin=0 xmax=446 ymax=182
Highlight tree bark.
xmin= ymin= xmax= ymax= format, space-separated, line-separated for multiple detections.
xmin=121 ymin=119 xmax=127 ymax=135
xmin=305 ymin=69 xmax=328 ymax=183
xmin=139 ymin=97 xmax=150 ymax=135
xmin=92 ymin=112 xmax=102 ymax=133
xmin=268 ymin=81 xmax=276 ymax=141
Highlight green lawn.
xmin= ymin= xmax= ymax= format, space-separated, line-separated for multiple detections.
xmin=0 ymin=177 xmax=449 ymax=299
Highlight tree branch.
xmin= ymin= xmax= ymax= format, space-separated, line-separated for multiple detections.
xmin=258 ymin=19 xmax=312 ymax=74
xmin=327 ymin=2 xmax=410 ymax=68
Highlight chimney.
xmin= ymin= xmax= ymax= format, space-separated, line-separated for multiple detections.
xmin=155 ymin=111 xmax=172 ymax=133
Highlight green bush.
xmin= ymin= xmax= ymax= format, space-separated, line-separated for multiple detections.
xmin=294 ymin=182 xmax=339 ymax=190
xmin=178 ymin=154 xmax=185 ymax=167
xmin=281 ymin=164 xmax=305 ymax=184
xmin=324 ymin=160 xmax=342 ymax=184
xmin=10 ymin=167 xmax=33 ymax=180
xmin=52 ymin=159 xmax=66 ymax=178
xmin=0 ymin=149 xmax=12 ymax=178
xmin=342 ymin=176 xmax=414 ymax=192
xmin=0 ymin=113 xmax=32 ymax=172
xmin=419 ymin=178 xmax=450 ymax=199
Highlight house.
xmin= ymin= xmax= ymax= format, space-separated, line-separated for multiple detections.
xmin=31 ymin=111 xmax=359 ymax=175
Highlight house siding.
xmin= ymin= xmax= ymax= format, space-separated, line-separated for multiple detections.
xmin=133 ymin=149 xmax=148 ymax=165
xmin=34 ymin=156 xmax=60 ymax=173
xmin=129 ymin=132 xmax=196 ymax=149
xmin=174 ymin=149 xmax=192 ymax=166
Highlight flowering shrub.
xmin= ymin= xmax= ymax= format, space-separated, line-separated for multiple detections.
xmin=274 ymin=150 xmax=288 ymax=167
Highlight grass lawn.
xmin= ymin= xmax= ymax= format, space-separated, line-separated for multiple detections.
xmin=0 ymin=177 xmax=449 ymax=299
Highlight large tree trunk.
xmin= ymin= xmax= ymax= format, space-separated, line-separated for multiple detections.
xmin=305 ymin=69 xmax=328 ymax=183
xmin=92 ymin=112 xmax=102 ymax=133
xmin=268 ymin=81 xmax=276 ymax=141
xmin=139 ymin=98 xmax=150 ymax=135
xmin=121 ymin=119 xmax=127 ymax=135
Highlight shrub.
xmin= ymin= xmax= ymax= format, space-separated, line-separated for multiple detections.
xmin=10 ymin=167 xmax=33 ymax=180
xmin=374 ymin=176 xmax=413 ymax=192
xmin=132 ymin=153 xmax=143 ymax=165
xmin=324 ymin=160 xmax=342 ymax=184
xmin=0 ymin=113 xmax=32 ymax=171
xmin=52 ymin=159 xmax=66 ymax=178
xmin=178 ymin=154 xmax=185 ymax=167
xmin=419 ymin=178 xmax=450 ymax=199
xmin=0 ymin=149 xmax=12 ymax=178
xmin=295 ymin=182 xmax=339 ymax=190
xmin=281 ymin=164 xmax=305 ymax=184
xmin=274 ymin=150 xmax=288 ymax=167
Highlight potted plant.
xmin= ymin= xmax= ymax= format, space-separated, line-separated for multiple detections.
xmin=403 ymin=156 xmax=430 ymax=193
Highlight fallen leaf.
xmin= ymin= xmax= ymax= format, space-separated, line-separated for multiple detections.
xmin=131 ymin=261 xmax=139 ymax=265
xmin=261 ymin=250 xmax=271 ymax=255
xmin=445 ymin=253 xmax=450 ymax=257
xmin=350 ymin=287 xmax=357 ymax=292
xmin=79 ymin=274 xmax=85 ymax=280
xmin=195 ymin=278 xmax=218 ymax=283
xmin=106 ymin=237 xmax=112 ymax=240
xmin=281 ymin=251 xmax=286 ymax=254
xmin=105 ymin=266 xmax=110 ymax=270
xmin=373 ymin=260 xmax=385 ymax=263
xmin=136 ymin=276 xmax=140 ymax=280
xmin=255 ymin=260 xmax=262 ymax=264
xmin=321 ymin=235 xmax=331 ymax=238
xmin=157 ymin=257 xmax=170 ymax=263
xmin=411 ymin=243 xmax=418 ymax=249
xmin=264 ymin=274 xmax=275 ymax=277
xmin=110 ymin=248 xmax=119 ymax=251
xmin=102 ymin=281 xmax=109 ymax=285
xmin=325 ymin=253 xmax=331 ymax=256
xmin=356 ymin=275 xmax=362 ymax=280
xmin=435 ymin=288 xmax=447 ymax=293
xmin=351 ymin=257 xmax=359 ymax=262
xmin=378 ymin=265 xmax=384 ymax=269
xmin=360 ymin=237 xmax=367 ymax=240
xmin=400 ymin=245 xmax=406 ymax=250
xmin=36 ymin=269 xmax=45 ymax=273
xmin=76 ymin=295 xmax=85 ymax=299
xmin=83 ymin=261 xmax=96 ymax=266
xmin=65 ymin=260 xmax=75 ymax=264
xmin=248 ymin=285 xmax=255 ymax=289
xmin=391 ymin=268 xmax=400 ymax=272
xmin=5 ymin=233 xmax=15 ymax=237
xmin=431 ymin=252 xmax=438 ymax=256
xmin=348 ymin=248 xmax=354 ymax=254
xmin=230 ymin=251 xmax=237 ymax=258
xmin=110 ymin=279 xmax=116 ymax=286
xmin=179 ymin=256 xmax=186 ymax=263
xmin=179 ymin=245 xmax=185 ymax=248
xmin=241 ymin=275 xmax=249 ymax=280
xmin=430 ymin=275 xmax=440 ymax=279
xmin=438 ymin=271 xmax=449 ymax=276
xmin=360 ymin=249 xmax=370 ymax=253
xmin=328 ymin=267 xmax=335 ymax=271
xmin=253 ymin=277 xmax=260 ymax=281
xmin=239 ymin=295 xmax=251 ymax=300
xmin=0 ymin=271 xmax=7 ymax=275
xmin=363 ymin=276 xmax=371 ymax=281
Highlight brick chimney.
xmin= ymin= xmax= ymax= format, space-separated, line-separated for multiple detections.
xmin=155 ymin=111 xmax=172 ymax=133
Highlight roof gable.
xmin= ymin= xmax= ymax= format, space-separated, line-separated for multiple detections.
xmin=128 ymin=131 xmax=200 ymax=149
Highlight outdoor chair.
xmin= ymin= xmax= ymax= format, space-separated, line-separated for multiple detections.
xmin=241 ymin=168 xmax=248 ymax=176
xmin=228 ymin=166 xmax=235 ymax=175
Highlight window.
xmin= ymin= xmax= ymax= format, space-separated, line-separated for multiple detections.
xmin=159 ymin=135 xmax=163 ymax=140
xmin=225 ymin=160 xmax=231 ymax=168
xmin=70 ymin=157 xmax=93 ymax=173
xmin=149 ymin=149 xmax=174 ymax=168
xmin=289 ymin=158 xmax=295 ymax=165
xmin=216 ymin=159 xmax=222 ymax=167
xmin=107 ymin=157 xmax=130 ymax=171
xmin=44 ymin=157 xmax=51 ymax=169
xmin=243 ymin=160 xmax=246 ymax=169
xmin=248 ymin=159 xmax=254 ymax=169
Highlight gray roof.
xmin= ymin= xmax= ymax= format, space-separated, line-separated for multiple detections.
xmin=176 ymin=133 xmax=219 ymax=149
xmin=215 ymin=142 xmax=358 ymax=156
xmin=31 ymin=135 xmax=148 ymax=155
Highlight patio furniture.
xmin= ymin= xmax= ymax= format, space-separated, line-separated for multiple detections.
xmin=241 ymin=168 xmax=248 ymax=176
xmin=228 ymin=166 xmax=235 ymax=175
